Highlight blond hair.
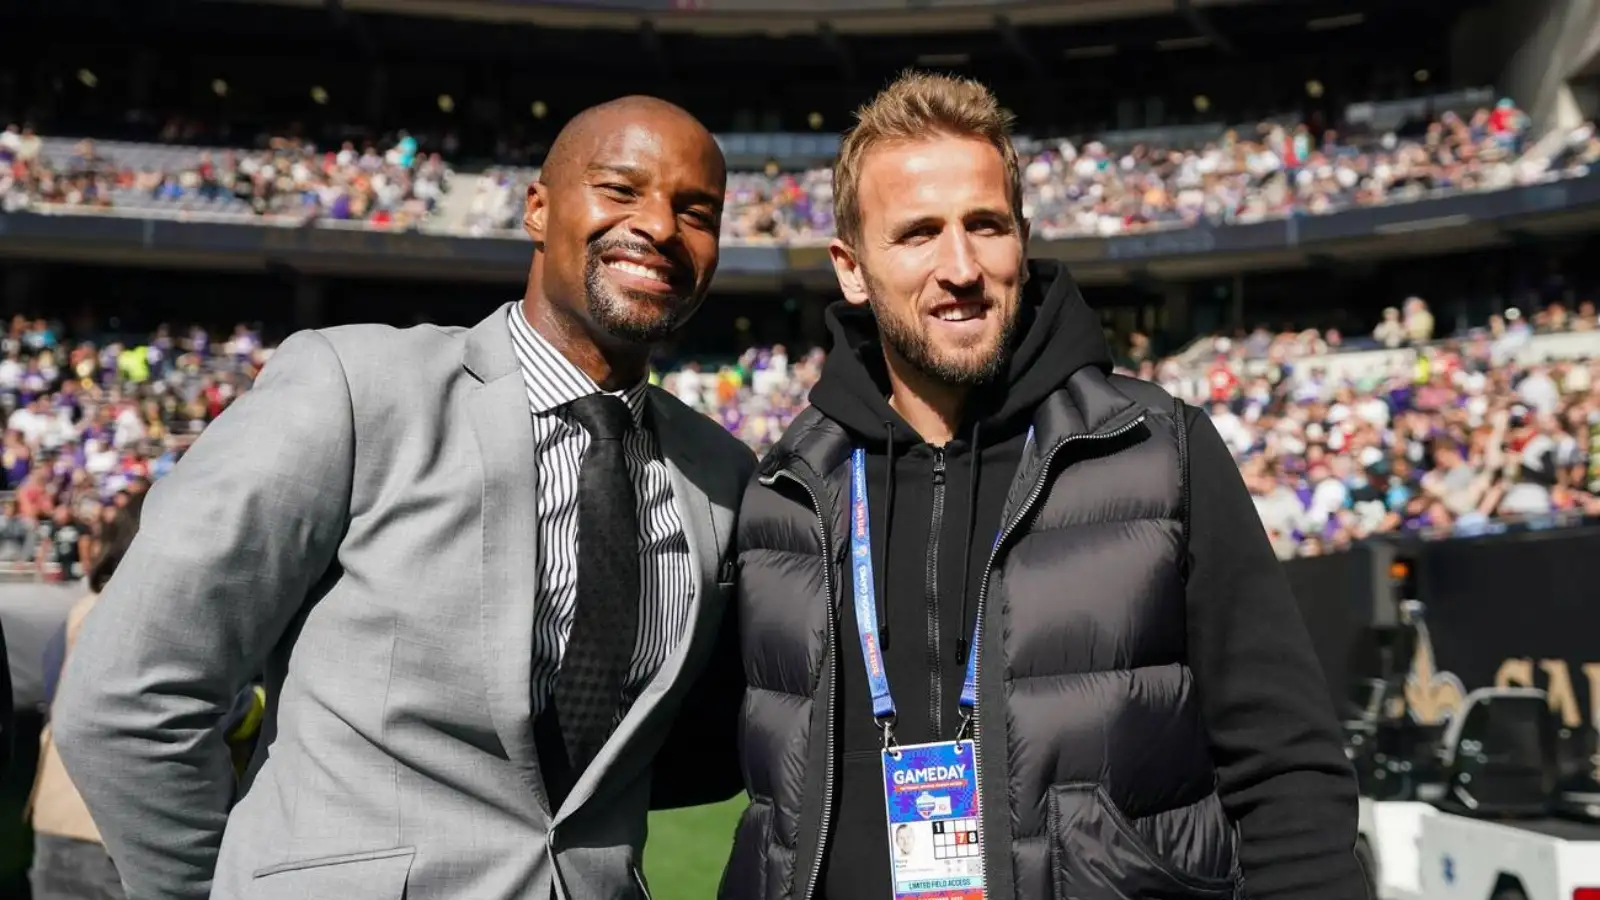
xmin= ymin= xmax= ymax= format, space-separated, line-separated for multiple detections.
xmin=832 ymin=70 xmax=1023 ymax=248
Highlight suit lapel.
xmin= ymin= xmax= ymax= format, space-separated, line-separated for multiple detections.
xmin=552 ymin=393 xmax=726 ymax=823
xmin=655 ymin=396 xmax=727 ymax=587
xmin=652 ymin=391 xmax=737 ymax=572
xmin=464 ymin=304 xmax=550 ymax=810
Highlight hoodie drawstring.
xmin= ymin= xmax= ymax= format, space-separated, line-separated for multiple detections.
xmin=878 ymin=421 xmax=897 ymax=651
xmin=956 ymin=420 xmax=981 ymax=666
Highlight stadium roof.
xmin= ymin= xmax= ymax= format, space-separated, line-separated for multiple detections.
xmin=213 ymin=0 xmax=1277 ymax=35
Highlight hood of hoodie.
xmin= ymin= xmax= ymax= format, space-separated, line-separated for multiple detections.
xmin=808 ymin=258 xmax=1112 ymax=448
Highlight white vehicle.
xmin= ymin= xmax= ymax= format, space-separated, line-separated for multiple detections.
xmin=1360 ymin=798 xmax=1433 ymax=900
xmin=1359 ymin=688 xmax=1600 ymax=900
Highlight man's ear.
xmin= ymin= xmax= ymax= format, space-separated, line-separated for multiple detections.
xmin=828 ymin=239 xmax=872 ymax=306
xmin=1018 ymin=216 xmax=1031 ymax=284
xmin=524 ymin=181 xmax=549 ymax=248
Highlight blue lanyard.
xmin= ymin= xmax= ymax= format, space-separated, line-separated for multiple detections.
xmin=848 ymin=430 xmax=1031 ymax=731
xmin=848 ymin=447 xmax=904 ymax=723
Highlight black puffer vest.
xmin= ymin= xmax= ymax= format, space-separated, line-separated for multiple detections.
xmin=722 ymin=367 xmax=1244 ymax=900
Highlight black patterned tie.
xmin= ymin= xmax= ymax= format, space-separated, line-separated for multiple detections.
xmin=551 ymin=393 xmax=641 ymax=777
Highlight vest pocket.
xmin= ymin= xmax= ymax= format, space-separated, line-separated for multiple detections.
xmin=718 ymin=797 xmax=773 ymax=900
xmin=1048 ymin=784 xmax=1237 ymax=900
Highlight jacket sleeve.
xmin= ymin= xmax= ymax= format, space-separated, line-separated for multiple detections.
xmin=1181 ymin=405 xmax=1366 ymax=900
xmin=50 ymin=330 xmax=355 ymax=900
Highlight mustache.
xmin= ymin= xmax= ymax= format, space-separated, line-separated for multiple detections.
xmin=587 ymin=236 xmax=687 ymax=278
xmin=922 ymin=290 xmax=1001 ymax=314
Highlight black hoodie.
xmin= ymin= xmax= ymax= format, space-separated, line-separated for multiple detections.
xmin=807 ymin=261 xmax=1362 ymax=900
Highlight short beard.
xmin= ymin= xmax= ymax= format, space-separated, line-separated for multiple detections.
xmin=866 ymin=270 xmax=1015 ymax=387
xmin=581 ymin=238 xmax=690 ymax=345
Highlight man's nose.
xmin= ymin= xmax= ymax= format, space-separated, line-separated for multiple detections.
xmin=627 ymin=194 xmax=677 ymax=245
xmin=934 ymin=230 xmax=981 ymax=290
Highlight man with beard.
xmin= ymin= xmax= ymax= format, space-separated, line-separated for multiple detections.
xmin=53 ymin=96 xmax=753 ymax=900
xmin=723 ymin=73 xmax=1364 ymax=900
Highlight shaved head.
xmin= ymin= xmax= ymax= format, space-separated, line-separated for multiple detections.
xmin=540 ymin=96 xmax=722 ymax=191
xmin=521 ymin=95 xmax=726 ymax=390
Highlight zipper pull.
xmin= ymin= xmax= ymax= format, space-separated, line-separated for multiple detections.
xmin=932 ymin=448 xmax=946 ymax=485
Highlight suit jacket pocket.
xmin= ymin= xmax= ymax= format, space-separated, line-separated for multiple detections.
xmin=632 ymin=862 xmax=655 ymax=900
xmin=1048 ymin=784 xmax=1237 ymax=900
xmin=250 ymin=846 xmax=415 ymax=900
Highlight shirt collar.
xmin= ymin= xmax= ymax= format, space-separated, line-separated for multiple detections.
xmin=506 ymin=304 xmax=647 ymax=424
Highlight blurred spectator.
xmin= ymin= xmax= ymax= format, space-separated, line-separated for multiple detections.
xmin=1374 ymin=307 xmax=1406 ymax=348
xmin=27 ymin=500 xmax=144 ymax=900
xmin=463 ymin=169 xmax=526 ymax=235
xmin=36 ymin=494 xmax=90 ymax=583
xmin=1403 ymin=296 xmax=1435 ymax=344
xmin=0 ymin=499 xmax=35 ymax=562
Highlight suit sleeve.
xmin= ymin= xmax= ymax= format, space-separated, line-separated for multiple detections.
xmin=0 ymin=615 xmax=11 ymax=774
xmin=51 ymin=330 xmax=355 ymax=900
xmin=1181 ymin=405 xmax=1367 ymax=900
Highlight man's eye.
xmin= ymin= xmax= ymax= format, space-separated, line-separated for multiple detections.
xmin=599 ymin=183 xmax=636 ymax=198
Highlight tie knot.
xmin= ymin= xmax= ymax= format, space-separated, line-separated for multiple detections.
xmin=568 ymin=394 xmax=633 ymax=441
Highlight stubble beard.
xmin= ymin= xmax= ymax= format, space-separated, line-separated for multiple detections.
xmin=581 ymin=239 xmax=692 ymax=345
xmin=864 ymin=265 xmax=1016 ymax=387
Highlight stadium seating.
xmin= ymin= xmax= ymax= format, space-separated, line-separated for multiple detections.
xmin=9 ymin=96 xmax=1594 ymax=245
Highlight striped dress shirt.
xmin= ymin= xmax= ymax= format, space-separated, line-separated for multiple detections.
xmin=506 ymin=304 xmax=695 ymax=718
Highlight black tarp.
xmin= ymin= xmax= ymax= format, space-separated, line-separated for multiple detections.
xmin=1283 ymin=527 xmax=1600 ymax=735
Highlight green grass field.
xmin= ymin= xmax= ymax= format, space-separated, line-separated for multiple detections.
xmin=644 ymin=797 xmax=747 ymax=899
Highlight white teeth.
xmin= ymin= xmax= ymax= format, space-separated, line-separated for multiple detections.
xmin=607 ymin=260 xmax=667 ymax=281
xmin=934 ymin=306 xmax=983 ymax=322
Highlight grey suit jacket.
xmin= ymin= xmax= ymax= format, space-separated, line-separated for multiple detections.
xmin=51 ymin=303 xmax=756 ymax=900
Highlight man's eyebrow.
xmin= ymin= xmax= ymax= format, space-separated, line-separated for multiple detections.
xmin=885 ymin=206 xmax=1012 ymax=241
xmin=680 ymin=186 xmax=724 ymax=209
xmin=589 ymin=163 xmax=722 ymax=208
xmin=586 ymin=163 xmax=648 ymax=180
xmin=886 ymin=215 xmax=941 ymax=241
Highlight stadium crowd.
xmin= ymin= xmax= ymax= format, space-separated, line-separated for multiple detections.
xmin=717 ymin=100 xmax=1566 ymax=241
xmin=0 ymin=317 xmax=265 ymax=580
xmin=0 ymin=125 xmax=453 ymax=225
xmin=0 ymin=295 xmax=1587 ymax=577
xmin=11 ymin=99 xmax=1600 ymax=240
xmin=1142 ymin=299 xmax=1600 ymax=558
xmin=452 ymin=99 xmax=1595 ymax=240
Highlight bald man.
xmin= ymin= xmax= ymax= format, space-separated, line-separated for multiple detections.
xmin=52 ymin=97 xmax=755 ymax=900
